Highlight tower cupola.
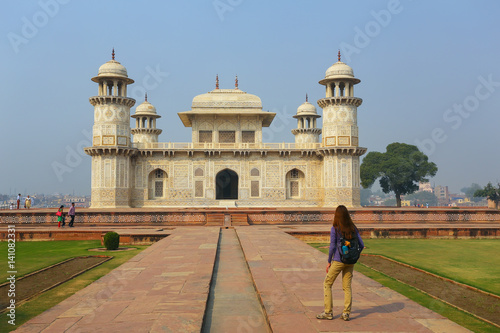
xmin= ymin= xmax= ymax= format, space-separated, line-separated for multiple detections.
xmin=131 ymin=94 xmax=162 ymax=143
xmin=292 ymin=94 xmax=321 ymax=144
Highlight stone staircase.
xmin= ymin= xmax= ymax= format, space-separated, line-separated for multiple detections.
xmin=206 ymin=213 xmax=225 ymax=226
xmin=231 ymin=213 xmax=249 ymax=226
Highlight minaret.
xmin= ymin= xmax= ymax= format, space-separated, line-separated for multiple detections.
xmin=84 ymin=50 xmax=136 ymax=208
xmin=318 ymin=51 xmax=366 ymax=207
xmin=131 ymin=94 xmax=162 ymax=144
xmin=292 ymin=94 xmax=321 ymax=144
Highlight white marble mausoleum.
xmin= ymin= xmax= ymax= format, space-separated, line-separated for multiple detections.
xmin=84 ymin=51 xmax=366 ymax=208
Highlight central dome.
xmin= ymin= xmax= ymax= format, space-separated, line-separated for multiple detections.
xmin=191 ymin=89 xmax=262 ymax=109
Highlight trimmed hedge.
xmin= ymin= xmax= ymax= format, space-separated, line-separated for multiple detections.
xmin=104 ymin=231 xmax=120 ymax=250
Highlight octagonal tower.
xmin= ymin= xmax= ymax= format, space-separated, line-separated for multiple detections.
xmin=84 ymin=50 xmax=136 ymax=208
xmin=318 ymin=52 xmax=366 ymax=207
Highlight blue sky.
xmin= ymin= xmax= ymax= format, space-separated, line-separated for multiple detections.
xmin=1 ymin=0 xmax=499 ymax=196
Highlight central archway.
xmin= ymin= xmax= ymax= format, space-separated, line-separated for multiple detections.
xmin=216 ymin=169 xmax=238 ymax=200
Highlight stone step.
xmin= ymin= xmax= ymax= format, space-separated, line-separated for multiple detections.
xmin=206 ymin=213 xmax=224 ymax=226
xmin=231 ymin=213 xmax=249 ymax=226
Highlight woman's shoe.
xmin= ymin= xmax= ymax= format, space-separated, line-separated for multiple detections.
xmin=316 ymin=312 xmax=333 ymax=320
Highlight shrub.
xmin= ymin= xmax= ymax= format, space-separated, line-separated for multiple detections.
xmin=104 ymin=232 xmax=120 ymax=250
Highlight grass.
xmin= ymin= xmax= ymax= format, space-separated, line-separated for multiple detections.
xmin=360 ymin=239 xmax=500 ymax=296
xmin=0 ymin=240 xmax=148 ymax=333
xmin=309 ymin=240 xmax=500 ymax=333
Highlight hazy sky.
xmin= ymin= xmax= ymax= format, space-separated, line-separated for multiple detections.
xmin=1 ymin=0 xmax=499 ymax=196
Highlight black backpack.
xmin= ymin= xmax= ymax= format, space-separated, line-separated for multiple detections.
xmin=337 ymin=231 xmax=362 ymax=264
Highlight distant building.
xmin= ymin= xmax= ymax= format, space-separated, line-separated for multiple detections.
xmin=434 ymin=185 xmax=449 ymax=205
xmin=418 ymin=182 xmax=433 ymax=193
xmin=401 ymin=200 xmax=411 ymax=207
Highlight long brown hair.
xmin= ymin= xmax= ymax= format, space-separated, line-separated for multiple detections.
xmin=333 ymin=205 xmax=357 ymax=239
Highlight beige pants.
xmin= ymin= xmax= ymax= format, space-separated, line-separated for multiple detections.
xmin=323 ymin=261 xmax=354 ymax=314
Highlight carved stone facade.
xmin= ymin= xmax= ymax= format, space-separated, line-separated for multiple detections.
xmin=85 ymin=52 xmax=366 ymax=208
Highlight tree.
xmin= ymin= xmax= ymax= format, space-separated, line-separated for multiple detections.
xmin=474 ymin=182 xmax=500 ymax=209
xmin=360 ymin=142 xmax=438 ymax=207
xmin=461 ymin=183 xmax=482 ymax=202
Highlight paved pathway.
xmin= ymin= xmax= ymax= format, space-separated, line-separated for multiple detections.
xmin=16 ymin=227 xmax=219 ymax=332
xmin=237 ymin=226 xmax=471 ymax=332
xmin=16 ymin=225 xmax=471 ymax=332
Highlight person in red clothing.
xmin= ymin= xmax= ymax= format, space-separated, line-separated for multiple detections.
xmin=56 ymin=205 xmax=64 ymax=228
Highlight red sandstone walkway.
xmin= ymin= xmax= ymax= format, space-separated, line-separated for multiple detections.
xmin=16 ymin=226 xmax=470 ymax=332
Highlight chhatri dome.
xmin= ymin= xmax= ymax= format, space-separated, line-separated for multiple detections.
xmin=91 ymin=49 xmax=133 ymax=83
xmin=134 ymin=93 xmax=157 ymax=115
xmin=296 ymin=94 xmax=317 ymax=115
xmin=323 ymin=51 xmax=360 ymax=84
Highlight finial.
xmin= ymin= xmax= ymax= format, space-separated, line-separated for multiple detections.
xmin=145 ymin=92 xmax=148 ymax=101
xmin=338 ymin=50 xmax=341 ymax=62
xmin=235 ymin=75 xmax=239 ymax=89
xmin=112 ymin=48 xmax=115 ymax=60
xmin=306 ymin=93 xmax=308 ymax=102
xmin=216 ymin=74 xmax=219 ymax=89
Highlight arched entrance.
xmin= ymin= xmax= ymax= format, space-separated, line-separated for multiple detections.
xmin=216 ymin=169 xmax=238 ymax=200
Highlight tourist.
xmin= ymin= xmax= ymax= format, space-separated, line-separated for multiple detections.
xmin=25 ymin=195 xmax=33 ymax=209
xmin=68 ymin=202 xmax=76 ymax=227
xmin=17 ymin=193 xmax=21 ymax=209
xmin=56 ymin=205 xmax=64 ymax=228
xmin=317 ymin=205 xmax=364 ymax=321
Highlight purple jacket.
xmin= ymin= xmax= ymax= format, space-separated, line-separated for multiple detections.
xmin=328 ymin=226 xmax=364 ymax=263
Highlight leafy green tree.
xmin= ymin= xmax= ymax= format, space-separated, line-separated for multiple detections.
xmin=461 ymin=183 xmax=482 ymax=202
xmin=474 ymin=182 xmax=500 ymax=209
xmin=360 ymin=142 xmax=438 ymax=207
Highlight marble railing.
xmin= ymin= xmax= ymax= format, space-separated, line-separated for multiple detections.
xmin=131 ymin=142 xmax=322 ymax=150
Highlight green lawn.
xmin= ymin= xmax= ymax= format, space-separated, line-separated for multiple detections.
xmin=361 ymin=239 xmax=500 ymax=296
xmin=0 ymin=240 xmax=148 ymax=333
xmin=309 ymin=239 xmax=500 ymax=333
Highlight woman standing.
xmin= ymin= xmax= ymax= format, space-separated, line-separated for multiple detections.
xmin=317 ymin=205 xmax=364 ymax=321
xmin=56 ymin=205 xmax=64 ymax=228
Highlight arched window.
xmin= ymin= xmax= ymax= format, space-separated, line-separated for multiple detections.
xmin=250 ymin=168 xmax=260 ymax=177
xmin=286 ymin=169 xmax=305 ymax=199
xmin=148 ymin=169 xmax=167 ymax=199
xmin=194 ymin=167 xmax=204 ymax=177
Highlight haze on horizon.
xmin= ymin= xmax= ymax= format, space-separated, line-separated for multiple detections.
xmin=1 ymin=0 xmax=499 ymax=196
